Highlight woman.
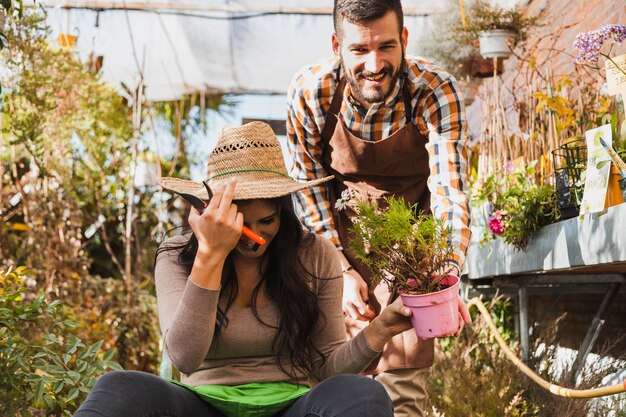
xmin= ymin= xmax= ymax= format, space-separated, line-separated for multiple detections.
xmin=74 ymin=122 xmax=414 ymax=417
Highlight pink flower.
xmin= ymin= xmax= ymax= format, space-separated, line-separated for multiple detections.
xmin=489 ymin=210 xmax=506 ymax=234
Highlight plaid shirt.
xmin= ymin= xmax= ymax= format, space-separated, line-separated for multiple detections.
xmin=286 ymin=56 xmax=471 ymax=272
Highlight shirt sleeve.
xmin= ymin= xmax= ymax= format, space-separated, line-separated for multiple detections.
xmin=420 ymin=77 xmax=472 ymax=273
xmin=155 ymin=236 xmax=221 ymax=374
xmin=306 ymin=236 xmax=380 ymax=380
xmin=286 ymin=73 xmax=342 ymax=249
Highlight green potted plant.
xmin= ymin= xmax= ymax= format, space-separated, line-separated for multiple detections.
xmin=340 ymin=195 xmax=460 ymax=339
xmin=470 ymin=161 xmax=560 ymax=250
xmin=460 ymin=0 xmax=543 ymax=59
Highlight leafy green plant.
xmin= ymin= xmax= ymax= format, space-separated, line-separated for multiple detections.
xmin=78 ymin=275 xmax=160 ymax=373
xmin=0 ymin=1 xmax=24 ymax=63
xmin=472 ymin=161 xmax=560 ymax=250
xmin=344 ymin=196 xmax=454 ymax=294
xmin=0 ymin=266 xmax=122 ymax=416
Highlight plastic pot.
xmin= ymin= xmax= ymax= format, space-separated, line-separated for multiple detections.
xmin=479 ymin=29 xmax=515 ymax=59
xmin=606 ymin=165 xmax=625 ymax=208
xmin=400 ymin=275 xmax=460 ymax=340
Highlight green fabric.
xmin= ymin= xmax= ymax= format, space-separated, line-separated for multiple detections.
xmin=170 ymin=380 xmax=310 ymax=417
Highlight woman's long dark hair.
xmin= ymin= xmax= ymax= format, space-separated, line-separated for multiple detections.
xmin=155 ymin=195 xmax=331 ymax=381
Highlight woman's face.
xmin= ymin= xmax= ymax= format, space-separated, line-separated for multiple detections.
xmin=233 ymin=199 xmax=281 ymax=259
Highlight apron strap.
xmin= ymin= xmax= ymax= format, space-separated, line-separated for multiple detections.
xmin=320 ymin=78 xmax=346 ymax=144
xmin=320 ymin=70 xmax=414 ymax=163
xmin=320 ymin=67 xmax=346 ymax=167
xmin=402 ymin=78 xmax=413 ymax=125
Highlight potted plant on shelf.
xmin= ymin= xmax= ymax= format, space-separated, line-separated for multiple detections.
xmin=470 ymin=161 xmax=560 ymax=250
xmin=341 ymin=195 xmax=459 ymax=339
xmin=459 ymin=0 xmax=543 ymax=59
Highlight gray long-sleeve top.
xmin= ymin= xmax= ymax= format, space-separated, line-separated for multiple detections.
xmin=155 ymin=233 xmax=380 ymax=387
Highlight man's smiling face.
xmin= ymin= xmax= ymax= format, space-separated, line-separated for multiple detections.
xmin=333 ymin=10 xmax=407 ymax=108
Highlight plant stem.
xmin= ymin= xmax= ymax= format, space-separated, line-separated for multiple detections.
xmin=601 ymin=53 xmax=626 ymax=78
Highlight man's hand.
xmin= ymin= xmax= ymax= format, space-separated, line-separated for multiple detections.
xmin=342 ymin=269 xmax=376 ymax=321
xmin=455 ymin=295 xmax=472 ymax=336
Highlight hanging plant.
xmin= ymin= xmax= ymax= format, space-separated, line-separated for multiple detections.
xmin=457 ymin=0 xmax=544 ymax=59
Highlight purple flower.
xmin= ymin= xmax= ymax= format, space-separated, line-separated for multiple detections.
xmin=574 ymin=24 xmax=626 ymax=65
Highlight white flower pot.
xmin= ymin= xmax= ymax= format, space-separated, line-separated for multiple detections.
xmin=479 ymin=29 xmax=516 ymax=59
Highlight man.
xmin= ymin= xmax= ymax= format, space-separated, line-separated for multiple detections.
xmin=286 ymin=1 xmax=471 ymax=415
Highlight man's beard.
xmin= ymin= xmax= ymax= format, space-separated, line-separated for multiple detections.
xmin=342 ymin=52 xmax=404 ymax=105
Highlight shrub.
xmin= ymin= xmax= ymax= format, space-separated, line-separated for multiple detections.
xmin=0 ymin=266 xmax=122 ymax=416
xmin=428 ymin=299 xmax=625 ymax=417
xmin=428 ymin=297 xmax=539 ymax=417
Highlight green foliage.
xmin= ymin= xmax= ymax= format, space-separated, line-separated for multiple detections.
xmin=0 ymin=10 xmax=163 ymax=373
xmin=0 ymin=10 xmax=136 ymax=280
xmin=0 ymin=266 xmax=122 ymax=416
xmin=0 ymin=1 xmax=24 ymax=56
xmin=420 ymin=6 xmax=483 ymax=81
xmin=421 ymin=0 xmax=543 ymax=80
xmin=472 ymin=161 xmax=560 ymax=250
xmin=347 ymin=196 xmax=454 ymax=294
xmin=79 ymin=275 xmax=160 ymax=373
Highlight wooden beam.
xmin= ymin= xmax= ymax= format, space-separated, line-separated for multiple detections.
xmin=30 ymin=1 xmax=445 ymax=16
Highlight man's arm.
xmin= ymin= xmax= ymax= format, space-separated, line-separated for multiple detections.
xmin=421 ymin=76 xmax=472 ymax=274
xmin=286 ymin=73 xmax=342 ymax=248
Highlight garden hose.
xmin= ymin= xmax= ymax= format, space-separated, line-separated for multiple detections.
xmin=466 ymin=297 xmax=626 ymax=398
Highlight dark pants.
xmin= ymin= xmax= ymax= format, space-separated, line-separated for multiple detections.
xmin=73 ymin=371 xmax=393 ymax=417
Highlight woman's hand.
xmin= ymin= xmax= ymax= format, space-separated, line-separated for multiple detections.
xmin=187 ymin=180 xmax=243 ymax=290
xmin=362 ymin=298 xmax=413 ymax=352
xmin=188 ymin=179 xmax=243 ymax=259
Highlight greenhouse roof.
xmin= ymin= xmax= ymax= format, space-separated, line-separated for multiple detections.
xmin=40 ymin=0 xmax=521 ymax=101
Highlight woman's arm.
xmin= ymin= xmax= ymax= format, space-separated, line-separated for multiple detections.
xmin=155 ymin=239 xmax=223 ymax=374
xmin=308 ymin=237 xmax=413 ymax=380
xmin=156 ymin=181 xmax=243 ymax=374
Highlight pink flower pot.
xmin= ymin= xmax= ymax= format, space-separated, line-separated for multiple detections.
xmin=400 ymin=275 xmax=460 ymax=340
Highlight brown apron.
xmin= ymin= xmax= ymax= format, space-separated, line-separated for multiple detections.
xmin=321 ymin=75 xmax=434 ymax=374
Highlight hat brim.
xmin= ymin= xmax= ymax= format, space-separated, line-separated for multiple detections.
xmin=159 ymin=172 xmax=334 ymax=201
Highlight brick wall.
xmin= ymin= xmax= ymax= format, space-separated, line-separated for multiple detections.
xmin=529 ymin=291 xmax=626 ymax=357
xmin=466 ymin=0 xmax=626 ymax=139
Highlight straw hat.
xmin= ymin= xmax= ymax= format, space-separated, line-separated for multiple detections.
xmin=159 ymin=121 xmax=333 ymax=200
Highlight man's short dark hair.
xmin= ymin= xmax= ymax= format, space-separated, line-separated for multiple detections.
xmin=333 ymin=0 xmax=404 ymax=38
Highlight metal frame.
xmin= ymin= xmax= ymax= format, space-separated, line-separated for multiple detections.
xmin=465 ymin=273 xmax=626 ymax=367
